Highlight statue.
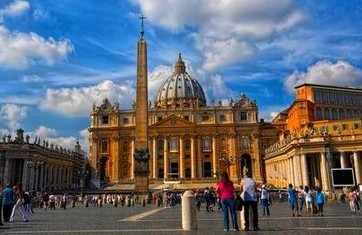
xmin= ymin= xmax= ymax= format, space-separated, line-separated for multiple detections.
xmin=148 ymin=100 xmax=152 ymax=109
xmin=34 ymin=136 xmax=37 ymax=144
xmin=2 ymin=134 xmax=6 ymax=143
xmin=7 ymin=134 xmax=11 ymax=143
xmin=132 ymin=100 xmax=136 ymax=109
xmin=37 ymin=138 xmax=41 ymax=145
xmin=26 ymin=135 xmax=30 ymax=143
xmin=229 ymin=97 xmax=234 ymax=106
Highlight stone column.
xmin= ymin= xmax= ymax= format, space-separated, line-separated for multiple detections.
xmin=353 ymin=151 xmax=362 ymax=185
xmin=152 ymin=137 xmax=157 ymax=179
xmin=212 ymin=136 xmax=217 ymax=178
xmin=197 ymin=136 xmax=202 ymax=178
xmin=340 ymin=152 xmax=348 ymax=169
xmin=3 ymin=158 xmax=10 ymax=185
xmin=191 ymin=136 xmax=196 ymax=178
xmin=164 ymin=136 xmax=169 ymax=179
xmin=22 ymin=160 xmax=29 ymax=191
xmin=301 ymin=154 xmax=309 ymax=187
xmin=180 ymin=136 xmax=185 ymax=179
xmin=320 ymin=152 xmax=329 ymax=191
xmin=131 ymin=139 xmax=135 ymax=179
xmin=39 ymin=163 xmax=44 ymax=191
xmin=293 ymin=155 xmax=301 ymax=187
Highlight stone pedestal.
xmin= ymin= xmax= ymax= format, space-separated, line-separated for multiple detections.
xmin=182 ymin=190 xmax=197 ymax=231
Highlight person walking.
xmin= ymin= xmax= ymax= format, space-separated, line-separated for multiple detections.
xmin=315 ymin=187 xmax=324 ymax=216
xmin=297 ymin=185 xmax=305 ymax=216
xmin=260 ymin=184 xmax=270 ymax=216
xmin=2 ymin=183 xmax=14 ymax=222
xmin=287 ymin=183 xmax=298 ymax=217
xmin=9 ymin=182 xmax=29 ymax=222
xmin=216 ymin=172 xmax=239 ymax=232
xmin=240 ymin=169 xmax=260 ymax=231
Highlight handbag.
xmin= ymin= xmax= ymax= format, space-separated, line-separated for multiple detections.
xmin=235 ymin=194 xmax=244 ymax=211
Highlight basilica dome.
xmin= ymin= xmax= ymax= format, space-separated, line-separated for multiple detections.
xmin=155 ymin=54 xmax=206 ymax=109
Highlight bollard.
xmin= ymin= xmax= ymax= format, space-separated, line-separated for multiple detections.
xmin=98 ymin=198 xmax=102 ymax=207
xmin=85 ymin=200 xmax=89 ymax=207
xmin=142 ymin=198 xmax=146 ymax=207
xmin=113 ymin=198 xmax=118 ymax=207
xmin=182 ymin=190 xmax=197 ymax=231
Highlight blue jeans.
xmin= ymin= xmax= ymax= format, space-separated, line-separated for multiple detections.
xmin=261 ymin=199 xmax=270 ymax=215
xmin=220 ymin=198 xmax=238 ymax=231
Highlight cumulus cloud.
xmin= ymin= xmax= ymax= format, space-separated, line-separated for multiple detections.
xmin=0 ymin=25 xmax=74 ymax=69
xmin=40 ymin=80 xmax=136 ymax=117
xmin=148 ymin=65 xmax=173 ymax=101
xmin=2 ymin=0 xmax=30 ymax=17
xmin=284 ymin=60 xmax=362 ymax=93
xmin=33 ymin=125 xmax=57 ymax=138
xmin=133 ymin=0 xmax=305 ymax=71
xmin=0 ymin=103 xmax=27 ymax=130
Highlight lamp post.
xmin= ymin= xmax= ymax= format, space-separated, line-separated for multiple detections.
xmin=219 ymin=155 xmax=232 ymax=177
xmin=26 ymin=158 xmax=43 ymax=192
xmin=77 ymin=167 xmax=89 ymax=198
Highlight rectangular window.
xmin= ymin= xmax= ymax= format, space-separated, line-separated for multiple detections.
xmin=101 ymin=116 xmax=109 ymax=124
xmin=203 ymin=138 xmax=211 ymax=151
xmin=202 ymin=115 xmax=209 ymax=121
xmin=170 ymin=138 xmax=178 ymax=152
xmin=185 ymin=139 xmax=191 ymax=150
xmin=158 ymin=116 xmax=163 ymax=122
xmin=183 ymin=115 xmax=189 ymax=121
xmin=101 ymin=140 xmax=108 ymax=153
xmin=158 ymin=139 xmax=163 ymax=151
xmin=220 ymin=115 xmax=226 ymax=122
xmin=354 ymin=123 xmax=360 ymax=129
xmin=240 ymin=112 xmax=247 ymax=121
xmin=123 ymin=118 xmax=129 ymax=124
xmin=333 ymin=125 xmax=339 ymax=131
xmin=342 ymin=123 xmax=348 ymax=130
xmin=123 ymin=141 xmax=128 ymax=152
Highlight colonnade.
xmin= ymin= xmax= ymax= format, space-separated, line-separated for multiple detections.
xmin=266 ymin=150 xmax=362 ymax=191
xmin=3 ymin=158 xmax=74 ymax=192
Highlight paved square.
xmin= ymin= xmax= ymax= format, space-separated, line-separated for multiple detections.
xmin=1 ymin=201 xmax=361 ymax=234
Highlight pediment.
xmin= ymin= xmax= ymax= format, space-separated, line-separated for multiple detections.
xmin=151 ymin=115 xmax=195 ymax=127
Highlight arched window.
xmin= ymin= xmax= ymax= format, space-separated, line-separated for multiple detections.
xmin=242 ymin=136 xmax=250 ymax=150
xmin=101 ymin=140 xmax=108 ymax=153
xmin=316 ymin=107 xmax=323 ymax=120
xmin=185 ymin=139 xmax=191 ymax=150
xmin=339 ymin=109 xmax=345 ymax=119
xmin=203 ymin=138 xmax=211 ymax=151
xmin=170 ymin=138 xmax=178 ymax=151
xmin=331 ymin=108 xmax=338 ymax=120
xmin=324 ymin=108 xmax=330 ymax=119
xmin=346 ymin=109 xmax=352 ymax=118
xmin=353 ymin=110 xmax=360 ymax=118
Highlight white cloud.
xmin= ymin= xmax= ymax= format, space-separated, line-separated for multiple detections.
xmin=133 ymin=0 xmax=305 ymax=71
xmin=33 ymin=8 xmax=48 ymax=20
xmin=148 ymin=65 xmax=173 ymax=102
xmin=22 ymin=74 xmax=43 ymax=82
xmin=40 ymin=80 xmax=136 ymax=117
xmin=33 ymin=125 xmax=57 ymax=138
xmin=284 ymin=60 xmax=362 ymax=93
xmin=2 ymin=0 xmax=30 ymax=17
xmin=0 ymin=25 xmax=74 ymax=69
xmin=0 ymin=103 xmax=27 ymax=130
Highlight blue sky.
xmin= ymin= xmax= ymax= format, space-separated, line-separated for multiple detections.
xmin=1 ymin=0 xmax=362 ymax=152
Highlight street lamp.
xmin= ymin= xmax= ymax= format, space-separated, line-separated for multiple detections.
xmin=27 ymin=158 xmax=43 ymax=191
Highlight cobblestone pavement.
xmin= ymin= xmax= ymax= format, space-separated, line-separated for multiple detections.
xmin=0 ymin=202 xmax=361 ymax=235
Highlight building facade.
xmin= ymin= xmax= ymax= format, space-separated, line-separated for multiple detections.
xmin=265 ymin=84 xmax=362 ymax=190
xmin=0 ymin=129 xmax=86 ymax=192
xmin=88 ymin=51 xmax=280 ymax=187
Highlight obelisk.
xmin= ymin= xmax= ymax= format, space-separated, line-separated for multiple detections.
xmin=134 ymin=14 xmax=150 ymax=195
